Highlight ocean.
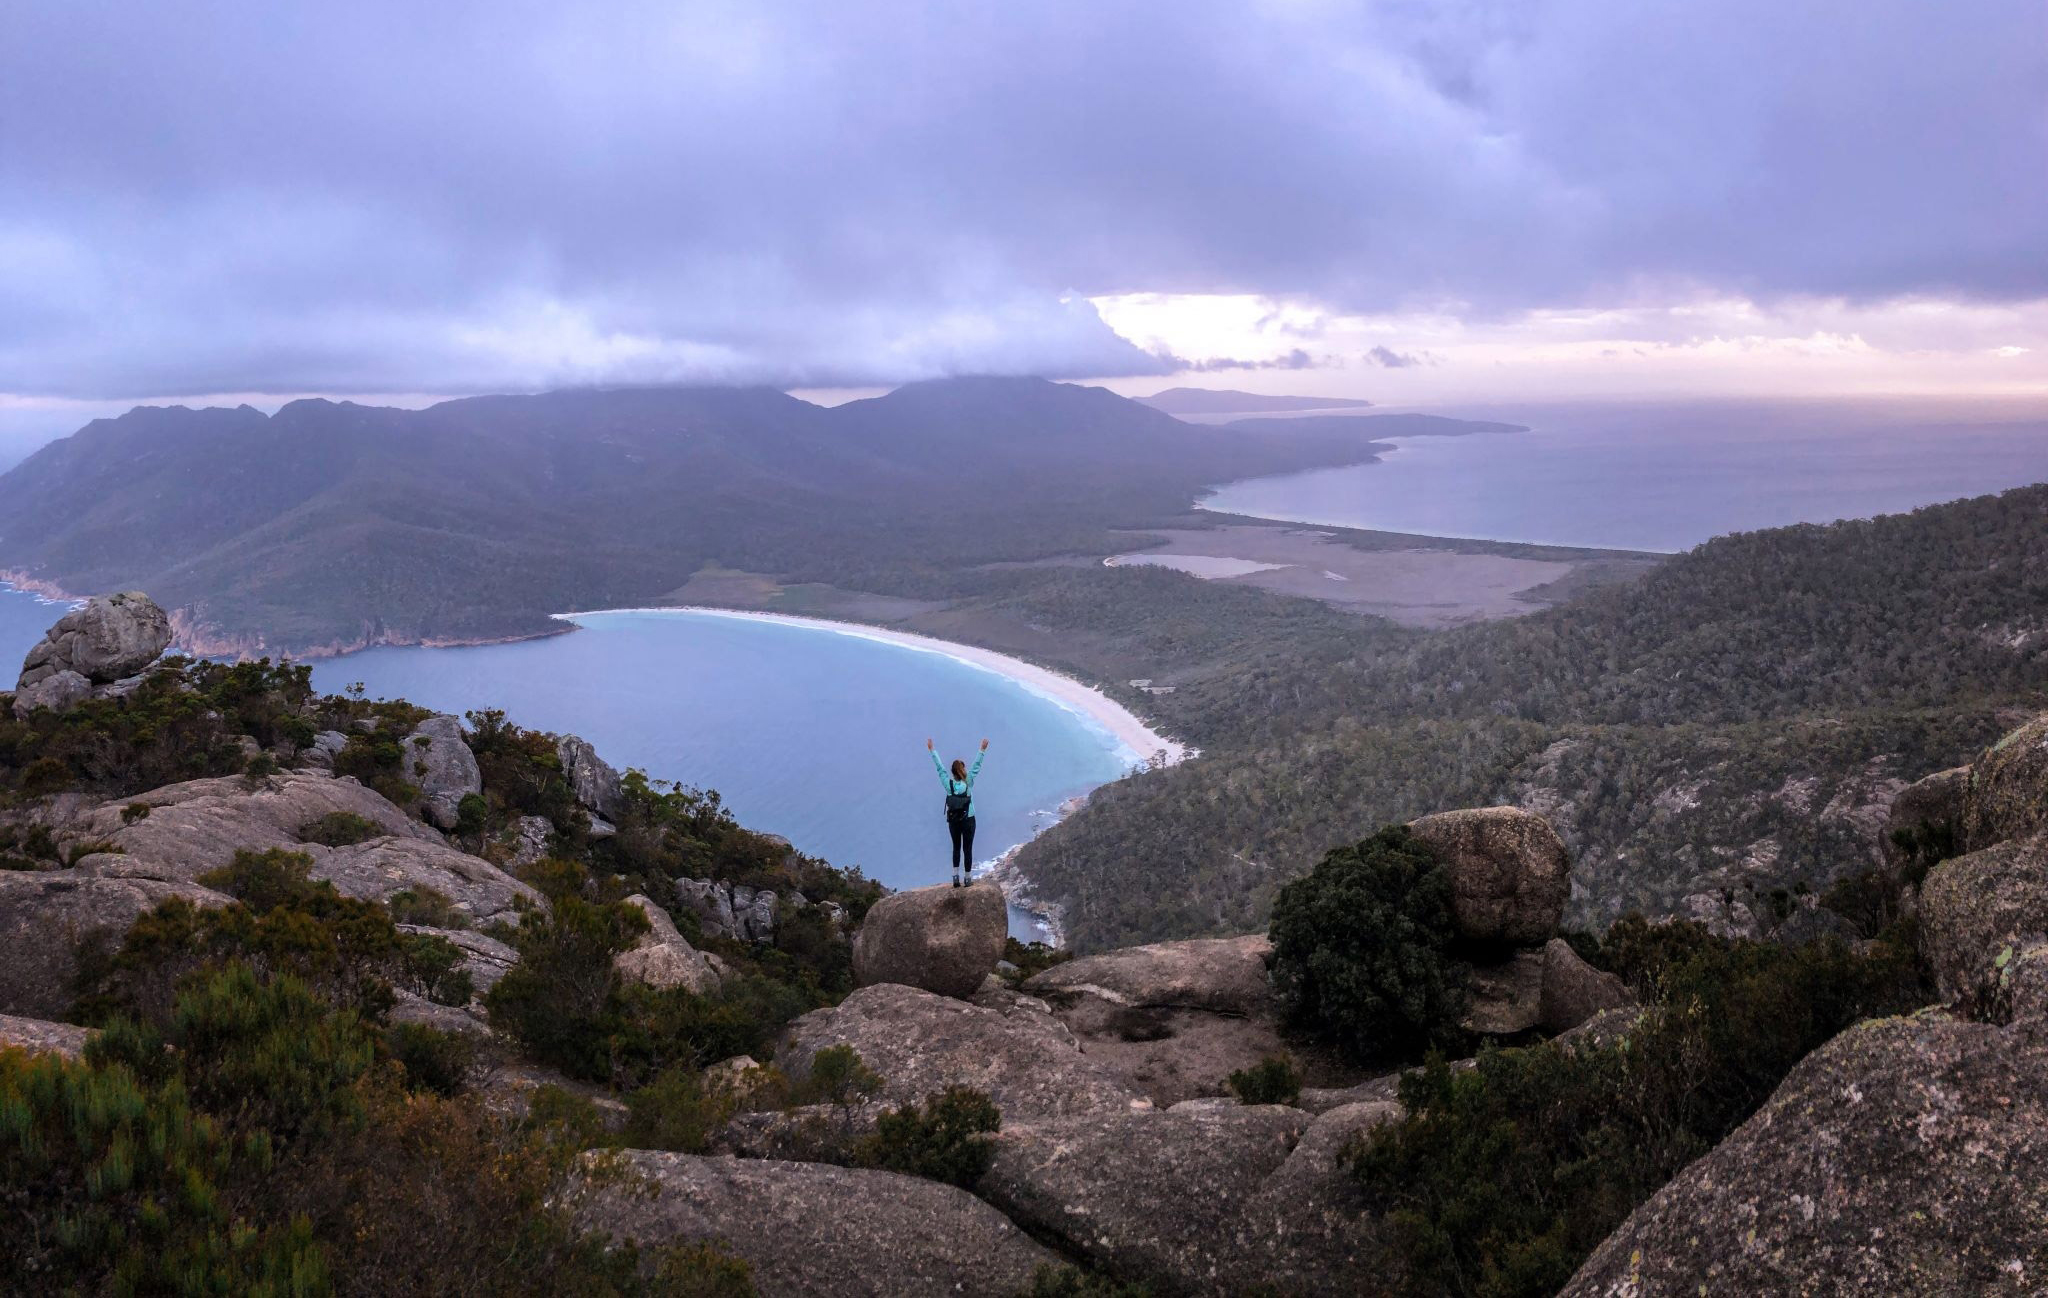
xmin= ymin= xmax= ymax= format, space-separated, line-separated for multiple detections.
xmin=1200 ymin=398 xmax=2048 ymax=553
xmin=0 ymin=592 xmax=1133 ymax=938
xmin=303 ymin=610 xmax=1135 ymax=938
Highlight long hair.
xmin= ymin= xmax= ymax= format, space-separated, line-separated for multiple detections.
xmin=950 ymin=759 xmax=967 ymax=781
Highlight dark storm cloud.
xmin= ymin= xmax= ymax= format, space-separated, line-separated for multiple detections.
xmin=1 ymin=0 xmax=2041 ymax=398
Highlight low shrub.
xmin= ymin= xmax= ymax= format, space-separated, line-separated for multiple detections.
xmin=1268 ymin=825 xmax=1469 ymax=1062
xmin=399 ymin=931 xmax=476 ymax=1006
xmin=1349 ymin=925 xmax=1928 ymax=1298
xmin=854 ymin=1085 xmax=1001 ymax=1188
xmin=386 ymin=885 xmax=470 ymax=929
xmin=625 ymin=1064 xmax=738 ymax=1154
xmin=385 ymin=1021 xmax=481 ymax=1097
xmin=300 ymin=810 xmax=383 ymax=847
xmin=1226 ymin=1055 xmax=1301 ymax=1106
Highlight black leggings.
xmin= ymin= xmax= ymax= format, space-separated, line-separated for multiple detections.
xmin=949 ymin=816 xmax=977 ymax=871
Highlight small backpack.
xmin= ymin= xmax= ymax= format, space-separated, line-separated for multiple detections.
xmin=944 ymin=782 xmax=972 ymax=825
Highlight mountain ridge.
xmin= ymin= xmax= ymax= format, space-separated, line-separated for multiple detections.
xmin=0 ymin=377 xmax=1430 ymax=654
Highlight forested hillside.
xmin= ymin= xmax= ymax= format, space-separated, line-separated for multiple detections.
xmin=0 ymin=379 xmax=1489 ymax=653
xmin=1020 ymin=485 xmax=2048 ymax=949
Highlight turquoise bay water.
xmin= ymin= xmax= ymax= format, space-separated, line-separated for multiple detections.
xmin=0 ymin=591 xmax=1131 ymax=937
xmin=1203 ymin=399 xmax=2048 ymax=553
xmin=306 ymin=611 xmax=1134 ymax=937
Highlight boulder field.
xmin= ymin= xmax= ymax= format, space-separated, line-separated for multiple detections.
xmin=1563 ymin=709 xmax=2048 ymax=1295
xmin=20 ymin=593 xmax=2048 ymax=1293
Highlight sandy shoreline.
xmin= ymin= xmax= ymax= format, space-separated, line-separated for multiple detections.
xmin=550 ymin=604 xmax=1192 ymax=769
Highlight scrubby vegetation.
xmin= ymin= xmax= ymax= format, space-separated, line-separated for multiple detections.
xmin=4 ymin=957 xmax=757 ymax=1296
xmin=1225 ymin=1055 xmax=1301 ymax=1106
xmin=1348 ymin=917 xmax=1930 ymax=1298
xmin=1024 ymin=486 xmax=2048 ymax=949
xmin=854 ymin=1085 xmax=1002 ymax=1188
xmin=1269 ymin=827 xmax=1469 ymax=1062
xmin=0 ymin=656 xmax=320 ymax=799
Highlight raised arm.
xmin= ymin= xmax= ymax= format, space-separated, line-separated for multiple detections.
xmin=930 ymin=746 xmax=948 ymax=782
xmin=967 ymin=741 xmax=987 ymax=786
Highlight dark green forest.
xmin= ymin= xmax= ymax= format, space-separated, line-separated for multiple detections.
xmin=1020 ymin=485 xmax=2048 ymax=949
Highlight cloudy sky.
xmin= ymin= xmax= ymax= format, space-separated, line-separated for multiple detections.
xmin=3 ymin=0 xmax=2044 ymax=435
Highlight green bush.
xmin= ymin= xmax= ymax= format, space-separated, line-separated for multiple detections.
xmin=83 ymin=867 xmax=405 ymax=1025
xmin=791 ymin=1043 xmax=883 ymax=1109
xmin=386 ymin=884 xmax=470 ymax=929
xmin=399 ymin=931 xmax=476 ymax=1006
xmin=1349 ymin=925 xmax=1928 ymax=1298
xmin=300 ymin=810 xmax=383 ymax=847
xmin=854 ymin=1085 xmax=1001 ymax=1188
xmin=625 ymin=1064 xmax=737 ymax=1153
xmin=200 ymin=845 xmax=328 ymax=912
xmin=0 ymin=1035 xmax=330 ymax=1294
xmin=484 ymin=895 xmax=650 ymax=1078
xmin=1226 ymin=1055 xmax=1301 ymax=1106
xmin=1268 ymin=825 xmax=1469 ymax=1062
xmin=385 ymin=1021 xmax=480 ymax=1097
xmin=8 ymin=949 xmax=755 ymax=1297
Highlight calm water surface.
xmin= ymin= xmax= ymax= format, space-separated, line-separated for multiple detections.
xmin=1203 ymin=399 xmax=2048 ymax=552
xmin=308 ymin=611 xmax=1135 ymax=937
xmin=0 ymin=593 xmax=1128 ymax=937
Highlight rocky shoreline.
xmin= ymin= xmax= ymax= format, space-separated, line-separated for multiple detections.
xmin=982 ymin=790 xmax=1090 ymax=947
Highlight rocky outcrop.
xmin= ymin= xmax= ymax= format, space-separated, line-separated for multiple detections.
xmin=1017 ymin=933 xmax=1353 ymax=1107
xmin=1919 ymin=834 xmax=2048 ymax=1003
xmin=1562 ymin=1012 xmax=2048 ymax=1297
xmin=555 ymin=734 xmax=623 ymax=820
xmin=397 ymin=923 xmax=518 ymax=993
xmin=57 ymin=769 xmax=535 ymax=926
xmin=614 ymin=895 xmax=721 ymax=995
xmin=1024 ymin=934 xmax=1273 ymax=1015
xmin=1962 ymin=713 xmax=2048 ymax=852
xmin=776 ymin=983 xmax=1137 ymax=1123
xmin=852 ymin=880 xmax=1005 ymax=999
xmin=405 ymin=715 xmax=482 ymax=830
xmin=572 ymin=1151 xmax=1059 ymax=1298
xmin=69 ymin=769 xmax=435 ymax=865
xmin=12 ymin=669 xmax=92 ymax=716
xmin=17 ymin=591 xmax=172 ymax=689
xmin=1677 ymin=889 xmax=1762 ymax=940
xmin=302 ymin=730 xmax=350 ymax=769
xmin=674 ymin=877 xmax=778 ymax=943
xmin=984 ymin=1100 xmax=1391 ymax=1295
xmin=0 ymin=1013 xmax=98 ymax=1060
xmin=1407 ymin=806 xmax=1569 ymax=945
xmin=314 ymin=837 xmax=536 ymax=925
xmin=0 ymin=870 xmax=230 ymax=1017
xmin=508 ymin=814 xmax=552 ymax=867
xmin=1886 ymin=764 xmax=1969 ymax=865
xmin=1462 ymin=948 xmax=1546 ymax=1035
xmin=1538 ymin=938 xmax=1634 ymax=1034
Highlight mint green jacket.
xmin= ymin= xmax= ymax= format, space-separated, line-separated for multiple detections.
xmin=933 ymin=749 xmax=985 ymax=818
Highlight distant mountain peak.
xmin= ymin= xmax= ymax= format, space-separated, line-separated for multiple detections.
xmin=1140 ymin=388 xmax=1373 ymax=415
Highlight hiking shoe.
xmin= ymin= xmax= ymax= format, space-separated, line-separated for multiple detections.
xmin=951 ymin=874 xmax=962 ymax=888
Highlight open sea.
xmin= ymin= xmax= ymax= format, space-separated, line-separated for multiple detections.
xmin=1201 ymin=398 xmax=2048 ymax=553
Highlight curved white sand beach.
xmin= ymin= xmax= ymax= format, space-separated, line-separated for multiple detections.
xmin=549 ymin=605 xmax=1191 ymax=768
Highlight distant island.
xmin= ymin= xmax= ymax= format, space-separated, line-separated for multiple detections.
xmin=1138 ymin=387 xmax=1374 ymax=415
